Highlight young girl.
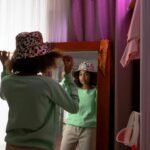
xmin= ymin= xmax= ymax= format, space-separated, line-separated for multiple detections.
xmin=0 ymin=31 xmax=79 ymax=150
xmin=60 ymin=61 xmax=97 ymax=150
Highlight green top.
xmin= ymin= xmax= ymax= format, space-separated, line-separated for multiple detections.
xmin=0 ymin=70 xmax=79 ymax=150
xmin=60 ymin=76 xmax=97 ymax=128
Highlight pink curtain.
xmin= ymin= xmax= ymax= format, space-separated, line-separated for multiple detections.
xmin=68 ymin=0 xmax=115 ymax=41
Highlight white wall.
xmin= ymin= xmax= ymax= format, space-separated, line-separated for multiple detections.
xmin=0 ymin=63 xmax=8 ymax=150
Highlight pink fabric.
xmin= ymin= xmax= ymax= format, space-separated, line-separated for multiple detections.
xmin=116 ymin=128 xmax=133 ymax=145
xmin=120 ymin=0 xmax=140 ymax=67
xmin=116 ymin=111 xmax=140 ymax=148
xmin=69 ymin=0 xmax=116 ymax=41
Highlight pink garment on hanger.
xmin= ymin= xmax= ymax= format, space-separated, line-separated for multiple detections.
xmin=120 ymin=0 xmax=140 ymax=67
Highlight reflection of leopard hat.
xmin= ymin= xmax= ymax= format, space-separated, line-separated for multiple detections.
xmin=12 ymin=31 xmax=51 ymax=60
xmin=73 ymin=61 xmax=97 ymax=86
xmin=76 ymin=61 xmax=96 ymax=72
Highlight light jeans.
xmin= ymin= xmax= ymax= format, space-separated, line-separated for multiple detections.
xmin=60 ymin=125 xmax=96 ymax=150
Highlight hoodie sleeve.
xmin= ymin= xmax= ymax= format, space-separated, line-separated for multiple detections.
xmin=0 ymin=68 xmax=10 ymax=100
xmin=45 ymin=74 xmax=79 ymax=113
xmin=1 ymin=68 xmax=10 ymax=79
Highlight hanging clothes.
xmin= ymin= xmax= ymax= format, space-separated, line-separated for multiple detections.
xmin=116 ymin=111 xmax=140 ymax=150
xmin=120 ymin=0 xmax=140 ymax=67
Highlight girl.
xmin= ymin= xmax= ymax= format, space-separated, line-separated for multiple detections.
xmin=60 ymin=61 xmax=97 ymax=150
xmin=0 ymin=31 xmax=79 ymax=150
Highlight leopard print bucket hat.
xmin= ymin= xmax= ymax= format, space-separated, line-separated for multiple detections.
xmin=76 ymin=61 xmax=96 ymax=72
xmin=73 ymin=61 xmax=97 ymax=77
xmin=72 ymin=61 xmax=97 ymax=86
xmin=12 ymin=31 xmax=51 ymax=60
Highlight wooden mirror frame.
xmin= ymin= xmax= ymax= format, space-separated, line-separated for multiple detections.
xmin=51 ymin=40 xmax=111 ymax=150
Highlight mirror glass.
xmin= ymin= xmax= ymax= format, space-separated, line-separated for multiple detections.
xmin=52 ymin=51 xmax=98 ymax=81
xmin=52 ymin=51 xmax=98 ymax=150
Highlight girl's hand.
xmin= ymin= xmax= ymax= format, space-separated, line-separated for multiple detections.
xmin=0 ymin=51 xmax=10 ymax=66
xmin=63 ymin=55 xmax=74 ymax=74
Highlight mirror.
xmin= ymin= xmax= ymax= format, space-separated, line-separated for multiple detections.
xmin=51 ymin=51 xmax=98 ymax=82
xmin=51 ymin=41 xmax=111 ymax=150
xmin=51 ymin=51 xmax=98 ymax=150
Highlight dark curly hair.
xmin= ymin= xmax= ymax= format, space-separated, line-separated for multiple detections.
xmin=72 ymin=71 xmax=97 ymax=87
xmin=6 ymin=50 xmax=63 ymax=74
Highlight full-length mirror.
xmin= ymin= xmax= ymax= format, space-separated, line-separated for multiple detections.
xmin=52 ymin=51 xmax=98 ymax=150
xmin=51 ymin=41 xmax=111 ymax=150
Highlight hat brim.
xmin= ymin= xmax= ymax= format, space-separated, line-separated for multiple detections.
xmin=72 ymin=70 xmax=97 ymax=77
xmin=72 ymin=70 xmax=97 ymax=86
xmin=13 ymin=43 xmax=51 ymax=60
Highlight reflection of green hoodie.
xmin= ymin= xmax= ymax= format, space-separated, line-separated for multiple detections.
xmin=60 ymin=75 xmax=97 ymax=128
xmin=0 ymin=70 xmax=79 ymax=150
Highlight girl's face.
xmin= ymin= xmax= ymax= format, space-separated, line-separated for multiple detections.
xmin=79 ymin=70 xmax=90 ymax=86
